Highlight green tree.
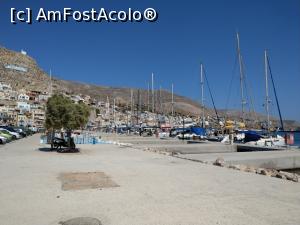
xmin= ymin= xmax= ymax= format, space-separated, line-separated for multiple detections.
xmin=45 ymin=94 xmax=90 ymax=149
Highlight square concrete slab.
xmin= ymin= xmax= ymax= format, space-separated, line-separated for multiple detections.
xmin=58 ymin=172 xmax=119 ymax=191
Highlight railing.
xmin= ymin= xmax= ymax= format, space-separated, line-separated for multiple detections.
xmin=40 ymin=132 xmax=108 ymax=145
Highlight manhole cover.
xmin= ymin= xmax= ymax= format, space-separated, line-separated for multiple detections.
xmin=58 ymin=172 xmax=119 ymax=191
xmin=59 ymin=217 xmax=102 ymax=225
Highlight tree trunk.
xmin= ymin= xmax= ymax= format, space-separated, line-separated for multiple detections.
xmin=50 ymin=129 xmax=55 ymax=150
xmin=66 ymin=129 xmax=76 ymax=150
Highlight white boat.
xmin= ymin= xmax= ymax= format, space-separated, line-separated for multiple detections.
xmin=247 ymin=134 xmax=285 ymax=147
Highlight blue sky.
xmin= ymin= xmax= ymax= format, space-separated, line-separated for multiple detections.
xmin=1 ymin=0 xmax=300 ymax=121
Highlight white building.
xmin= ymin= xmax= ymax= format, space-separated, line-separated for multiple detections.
xmin=71 ymin=95 xmax=84 ymax=103
xmin=38 ymin=93 xmax=50 ymax=102
xmin=0 ymin=83 xmax=12 ymax=92
xmin=17 ymin=102 xmax=31 ymax=112
xmin=18 ymin=93 xmax=30 ymax=102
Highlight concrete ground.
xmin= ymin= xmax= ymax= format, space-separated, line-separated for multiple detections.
xmin=101 ymin=134 xmax=237 ymax=154
xmin=0 ymin=134 xmax=300 ymax=225
xmin=177 ymin=150 xmax=300 ymax=170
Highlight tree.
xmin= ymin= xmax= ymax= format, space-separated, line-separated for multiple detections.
xmin=45 ymin=94 xmax=90 ymax=150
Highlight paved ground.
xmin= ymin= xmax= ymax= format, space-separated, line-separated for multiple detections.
xmin=177 ymin=150 xmax=300 ymax=170
xmin=101 ymin=134 xmax=237 ymax=154
xmin=0 ymin=134 xmax=300 ymax=225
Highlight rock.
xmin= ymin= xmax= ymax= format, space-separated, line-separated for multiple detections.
xmin=257 ymin=169 xmax=279 ymax=177
xmin=278 ymin=171 xmax=299 ymax=182
xmin=245 ymin=166 xmax=256 ymax=173
xmin=236 ymin=164 xmax=248 ymax=171
xmin=214 ymin=157 xmax=225 ymax=167
xmin=59 ymin=217 xmax=102 ymax=225
xmin=270 ymin=170 xmax=280 ymax=177
xmin=276 ymin=172 xmax=287 ymax=180
xmin=256 ymin=168 xmax=265 ymax=174
xmin=259 ymin=168 xmax=274 ymax=176
xmin=228 ymin=164 xmax=241 ymax=170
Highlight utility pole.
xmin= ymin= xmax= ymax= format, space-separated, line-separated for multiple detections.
xmin=236 ymin=32 xmax=246 ymax=123
xmin=264 ymin=50 xmax=270 ymax=134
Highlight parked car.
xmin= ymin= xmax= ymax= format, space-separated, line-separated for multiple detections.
xmin=0 ymin=130 xmax=14 ymax=141
xmin=0 ymin=135 xmax=7 ymax=144
xmin=0 ymin=126 xmax=26 ymax=138
xmin=28 ymin=126 xmax=38 ymax=133
xmin=14 ymin=126 xmax=33 ymax=136
xmin=0 ymin=128 xmax=21 ymax=139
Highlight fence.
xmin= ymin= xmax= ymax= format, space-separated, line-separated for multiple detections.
xmin=40 ymin=132 xmax=109 ymax=145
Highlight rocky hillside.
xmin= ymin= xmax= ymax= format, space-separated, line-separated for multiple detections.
xmin=0 ymin=47 xmax=50 ymax=92
xmin=0 ymin=46 xmax=299 ymax=130
xmin=0 ymin=46 xmax=207 ymax=116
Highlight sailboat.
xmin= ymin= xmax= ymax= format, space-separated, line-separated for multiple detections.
xmin=178 ymin=63 xmax=222 ymax=140
xmin=221 ymin=33 xmax=255 ymax=144
xmin=246 ymin=50 xmax=285 ymax=147
xmin=222 ymin=34 xmax=284 ymax=145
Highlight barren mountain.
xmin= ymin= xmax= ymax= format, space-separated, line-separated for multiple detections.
xmin=0 ymin=46 xmax=299 ymax=130
xmin=0 ymin=46 xmax=205 ymax=116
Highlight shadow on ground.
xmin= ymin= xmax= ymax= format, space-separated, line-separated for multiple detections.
xmin=38 ymin=147 xmax=55 ymax=152
xmin=38 ymin=147 xmax=80 ymax=153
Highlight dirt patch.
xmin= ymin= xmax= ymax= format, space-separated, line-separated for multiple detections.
xmin=58 ymin=172 xmax=119 ymax=191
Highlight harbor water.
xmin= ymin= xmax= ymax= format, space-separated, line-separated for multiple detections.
xmin=278 ymin=131 xmax=300 ymax=147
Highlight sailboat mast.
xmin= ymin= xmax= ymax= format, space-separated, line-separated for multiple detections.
xmin=49 ymin=69 xmax=52 ymax=96
xmin=236 ymin=32 xmax=245 ymax=122
xmin=267 ymin=55 xmax=284 ymax=130
xmin=151 ymin=73 xmax=154 ymax=113
xmin=137 ymin=89 xmax=140 ymax=125
xmin=171 ymin=83 xmax=174 ymax=117
xmin=264 ymin=50 xmax=270 ymax=133
xmin=130 ymin=89 xmax=133 ymax=125
xmin=200 ymin=63 xmax=205 ymax=127
xmin=159 ymin=85 xmax=162 ymax=114
xmin=147 ymin=82 xmax=150 ymax=112
xmin=113 ymin=98 xmax=116 ymax=125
